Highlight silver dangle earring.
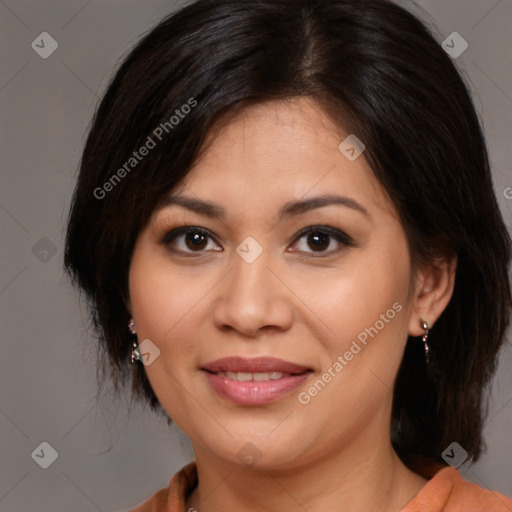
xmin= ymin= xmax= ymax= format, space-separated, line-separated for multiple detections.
xmin=129 ymin=318 xmax=141 ymax=364
xmin=421 ymin=319 xmax=430 ymax=363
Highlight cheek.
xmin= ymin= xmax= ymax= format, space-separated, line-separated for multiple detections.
xmin=128 ymin=256 xmax=173 ymax=340
xmin=127 ymin=244 xmax=203 ymax=418
xmin=127 ymin=241 xmax=217 ymax=382
xmin=292 ymin=256 xmax=411 ymax=428
xmin=300 ymin=243 xmax=413 ymax=410
xmin=342 ymin=241 xmax=412 ymax=377
xmin=128 ymin=240 xmax=199 ymax=340
xmin=128 ymin=253 xmax=162 ymax=338
xmin=296 ymin=239 xmax=411 ymax=351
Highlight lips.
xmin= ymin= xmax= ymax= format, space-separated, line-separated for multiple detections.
xmin=201 ymin=356 xmax=313 ymax=405
xmin=213 ymin=370 xmax=292 ymax=381
xmin=201 ymin=356 xmax=311 ymax=375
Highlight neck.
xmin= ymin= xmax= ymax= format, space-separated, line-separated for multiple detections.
xmin=186 ymin=411 xmax=427 ymax=512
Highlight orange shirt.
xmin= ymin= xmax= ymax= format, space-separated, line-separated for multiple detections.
xmin=129 ymin=458 xmax=512 ymax=512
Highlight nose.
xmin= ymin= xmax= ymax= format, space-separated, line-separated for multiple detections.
xmin=212 ymin=249 xmax=293 ymax=337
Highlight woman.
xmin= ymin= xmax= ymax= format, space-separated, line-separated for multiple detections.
xmin=64 ymin=0 xmax=512 ymax=510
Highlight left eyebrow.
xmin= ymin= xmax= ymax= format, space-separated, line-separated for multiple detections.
xmin=160 ymin=193 xmax=372 ymax=221
xmin=278 ymin=194 xmax=371 ymax=221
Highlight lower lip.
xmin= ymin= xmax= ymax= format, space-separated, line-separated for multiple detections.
xmin=202 ymin=370 xmax=312 ymax=405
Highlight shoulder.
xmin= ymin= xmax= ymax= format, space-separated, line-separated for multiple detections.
xmin=127 ymin=461 xmax=198 ymax=512
xmin=128 ymin=488 xmax=169 ymax=512
xmin=402 ymin=466 xmax=512 ymax=512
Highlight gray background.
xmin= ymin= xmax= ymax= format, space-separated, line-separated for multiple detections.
xmin=0 ymin=0 xmax=511 ymax=510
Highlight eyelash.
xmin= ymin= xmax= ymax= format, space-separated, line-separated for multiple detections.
xmin=159 ymin=224 xmax=353 ymax=258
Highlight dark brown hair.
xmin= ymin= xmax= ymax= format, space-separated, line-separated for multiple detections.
xmin=64 ymin=0 xmax=512 ymax=467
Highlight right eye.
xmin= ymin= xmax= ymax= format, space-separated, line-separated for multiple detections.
xmin=161 ymin=226 xmax=222 ymax=255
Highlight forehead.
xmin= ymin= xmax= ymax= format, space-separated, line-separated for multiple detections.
xmin=196 ymin=98 xmax=346 ymax=168
xmin=168 ymin=98 xmax=396 ymax=220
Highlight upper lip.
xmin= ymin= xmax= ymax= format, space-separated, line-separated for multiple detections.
xmin=201 ymin=356 xmax=312 ymax=374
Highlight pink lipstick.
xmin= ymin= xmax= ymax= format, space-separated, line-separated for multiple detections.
xmin=201 ymin=356 xmax=313 ymax=405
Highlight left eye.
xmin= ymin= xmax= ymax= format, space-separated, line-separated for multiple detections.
xmin=290 ymin=226 xmax=352 ymax=256
xmin=161 ymin=226 xmax=351 ymax=256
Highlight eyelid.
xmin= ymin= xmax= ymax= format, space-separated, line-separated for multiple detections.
xmin=160 ymin=225 xmax=221 ymax=250
xmin=293 ymin=225 xmax=353 ymax=246
xmin=288 ymin=225 xmax=353 ymax=257
xmin=159 ymin=224 xmax=353 ymax=256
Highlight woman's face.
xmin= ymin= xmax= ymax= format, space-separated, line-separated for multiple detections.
xmin=128 ymin=98 xmax=421 ymax=469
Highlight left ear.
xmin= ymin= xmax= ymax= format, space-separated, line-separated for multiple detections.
xmin=408 ymin=254 xmax=457 ymax=336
